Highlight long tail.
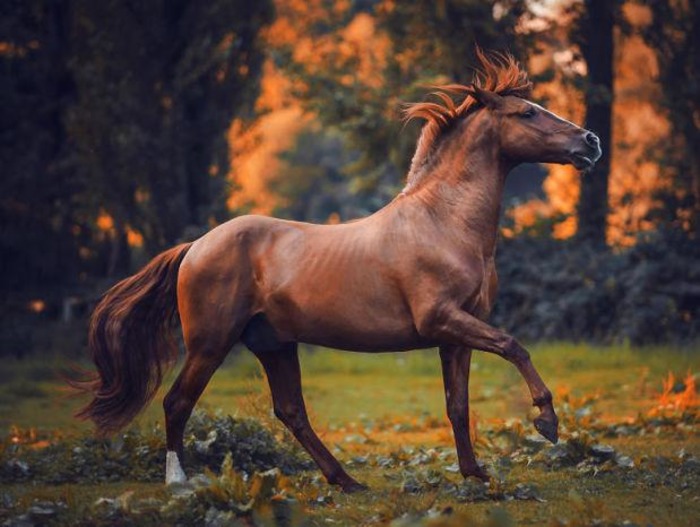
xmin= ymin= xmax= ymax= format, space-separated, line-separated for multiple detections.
xmin=73 ymin=242 xmax=193 ymax=436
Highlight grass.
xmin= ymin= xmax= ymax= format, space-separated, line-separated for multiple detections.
xmin=3 ymin=342 xmax=691 ymax=431
xmin=0 ymin=342 xmax=698 ymax=526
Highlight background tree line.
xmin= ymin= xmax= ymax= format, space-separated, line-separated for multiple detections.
xmin=1 ymin=0 xmax=697 ymax=351
xmin=1 ymin=0 xmax=273 ymax=287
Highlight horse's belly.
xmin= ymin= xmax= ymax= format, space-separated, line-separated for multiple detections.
xmin=300 ymin=323 xmax=431 ymax=352
xmin=265 ymin=299 xmax=429 ymax=352
xmin=256 ymin=225 xmax=429 ymax=351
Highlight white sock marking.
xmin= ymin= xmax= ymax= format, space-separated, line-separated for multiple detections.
xmin=165 ymin=451 xmax=187 ymax=485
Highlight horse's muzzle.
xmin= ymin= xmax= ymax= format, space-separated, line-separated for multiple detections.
xmin=570 ymin=131 xmax=602 ymax=170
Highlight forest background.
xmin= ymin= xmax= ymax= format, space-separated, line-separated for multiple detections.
xmin=1 ymin=0 xmax=698 ymax=352
xmin=1 ymin=2 xmax=699 ymax=525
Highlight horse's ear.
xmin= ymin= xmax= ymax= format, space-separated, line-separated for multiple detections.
xmin=471 ymin=85 xmax=504 ymax=109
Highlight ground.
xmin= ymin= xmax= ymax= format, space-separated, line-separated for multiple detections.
xmin=0 ymin=343 xmax=698 ymax=526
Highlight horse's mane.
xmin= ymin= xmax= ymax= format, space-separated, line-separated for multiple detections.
xmin=402 ymin=49 xmax=532 ymax=191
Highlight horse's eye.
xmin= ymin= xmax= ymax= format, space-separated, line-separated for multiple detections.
xmin=521 ymin=108 xmax=536 ymax=119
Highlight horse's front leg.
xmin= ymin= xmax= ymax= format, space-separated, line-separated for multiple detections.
xmin=439 ymin=345 xmax=489 ymax=481
xmin=419 ymin=305 xmax=558 ymax=444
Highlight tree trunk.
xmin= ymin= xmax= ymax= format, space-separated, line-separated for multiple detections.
xmin=107 ymin=220 xmax=131 ymax=278
xmin=686 ymin=4 xmax=700 ymax=234
xmin=577 ymin=0 xmax=614 ymax=248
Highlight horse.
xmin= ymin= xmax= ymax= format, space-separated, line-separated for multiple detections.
xmin=75 ymin=50 xmax=602 ymax=492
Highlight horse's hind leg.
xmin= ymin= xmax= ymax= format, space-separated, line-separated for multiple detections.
xmin=439 ymin=345 xmax=489 ymax=481
xmin=162 ymin=244 xmax=259 ymax=484
xmin=252 ymin=344 xmax=366 ymax=493
xmin=163 ymin=349 xmax=228 ymax=484
xmin=163 ymin=304 xmax=243 ymax=483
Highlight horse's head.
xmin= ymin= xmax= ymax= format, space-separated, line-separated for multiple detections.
xmin=403 ymin=51 xmax=604 ymax=193
xmin=471 ymin=86 xmax=602 ymax=170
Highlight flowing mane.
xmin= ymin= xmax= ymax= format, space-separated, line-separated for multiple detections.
xmin=402 ymin=49 xmax=532 ymax=192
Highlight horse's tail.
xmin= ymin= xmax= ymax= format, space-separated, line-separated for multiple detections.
xmin=73 ymin=242 xmax=193 ymax=436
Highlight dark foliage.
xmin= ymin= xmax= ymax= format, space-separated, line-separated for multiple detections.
xmin=0 ymin=411 xmax=310 ymax=485
xmin=0 ymin=0 xmax=273 ymax=290
xmin=186 ymin=411 xmax=312 ymax=476
xmin=492 ymin=228 xmax=700 ymax=344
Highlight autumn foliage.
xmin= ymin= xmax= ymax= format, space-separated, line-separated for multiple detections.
xmin=1 ymin=0 xmax=698 ymax=349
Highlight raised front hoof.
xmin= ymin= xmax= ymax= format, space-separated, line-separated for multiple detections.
xmin=534 ymin=414 xmax=559 ymax=444
xmin=463 ymin=466 xmax=490 ymax=483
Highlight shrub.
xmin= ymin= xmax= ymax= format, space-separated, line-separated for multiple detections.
xmin=493 ymin=228 xmax=700 ymax=344
xmin=0 ymin=410 xmax=311 ymax=485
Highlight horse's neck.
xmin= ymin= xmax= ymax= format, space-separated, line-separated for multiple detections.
xmin=406 ymin=124 xmax=508 ymax=257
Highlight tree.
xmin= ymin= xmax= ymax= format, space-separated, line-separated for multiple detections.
xmin=574 ymin=0 xmax=616 ymax=247
xmin=68 ymin=0 xmax=274 ymax=271
xmin=640 ymin=0 xmax=699 ymax=235
xmin=0 ymin=0 xmax=79 ymax=289
xmin=271 ymin=0 xmax=529 ymax=212
xmin=273 ymin=129 xmax=365 ymax=222
xmin=0 ymin=0 xmax=273 ymax=290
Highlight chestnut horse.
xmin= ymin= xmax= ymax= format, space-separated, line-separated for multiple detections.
xmin=76 ymin=51 xmax=601 ymax=491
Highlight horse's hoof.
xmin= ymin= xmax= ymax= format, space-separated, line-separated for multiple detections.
xmin=165 ymin=451 xmax=188 ymax=485
xmin=166 ymin=474 xmax=188 ymax=486
xmin=339 ymin=479 xmax=369 ymax=493
xmin=166 ymin=475 xmax=188 ymax=486
xmin=534 ymin=415 xmax=559 ymax=444
xmin=464 ymin=466 xmax=490 ymax=483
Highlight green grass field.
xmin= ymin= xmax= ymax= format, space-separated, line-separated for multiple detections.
xmin=1 ymin=343 xmax=698 ymax=526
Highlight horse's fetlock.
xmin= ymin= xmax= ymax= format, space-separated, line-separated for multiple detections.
xmin=326 ymin=466 xmax=352 ymax=486
xmin=533 ymin=390 xmax=553 ymax=408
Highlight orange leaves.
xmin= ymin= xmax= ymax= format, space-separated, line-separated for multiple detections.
xmin=95 ymin=211 xmax=114 ymax=232
xmin=126 ymin=227 xmax=144 ymax=248
xmin=509 ymin=7 xmax=673 ymax=245
xmin=27 ymin=299 xmax=46 ymax=314
xmin=94 ymin=210 xmax=144 ymax=247
xmin=649 ymin=372 xmax=697 ymax=418
xmin=7 ymin=425 xmax=52 ymax=450
xmin=226 ymin=103 xmax=310 ymax=214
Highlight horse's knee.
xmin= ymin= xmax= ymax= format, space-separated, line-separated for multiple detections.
xmin=502 ymin=336 xmax=529 ymax=365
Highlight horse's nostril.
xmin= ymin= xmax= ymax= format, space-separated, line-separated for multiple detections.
xmin=585 ymin=132 xmax=600 ymax=146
